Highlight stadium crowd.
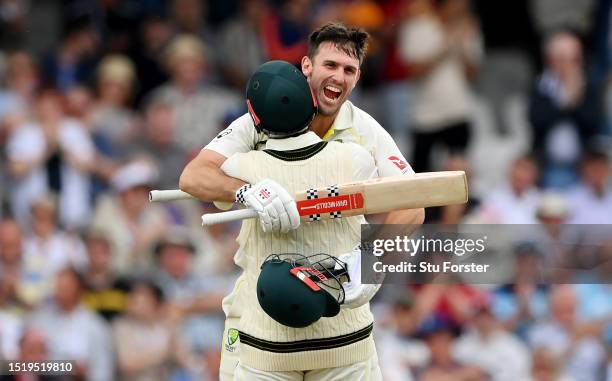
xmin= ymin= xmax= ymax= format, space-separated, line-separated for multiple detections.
xmin=0 ymin=0 xmax=611 ymax=380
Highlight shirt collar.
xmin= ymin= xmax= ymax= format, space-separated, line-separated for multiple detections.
xmin=330 ymin=101 xmax=354 ymax=131
xmin=265 ymin=131 xmax=322 ymax=151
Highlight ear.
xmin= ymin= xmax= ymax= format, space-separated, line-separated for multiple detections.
xmin=301 ymin=56 xmax=312 ymax=77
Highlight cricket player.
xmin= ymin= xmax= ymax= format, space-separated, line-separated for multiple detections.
xmin=225 ymin=59 xmax=382 ymax=379
xmin=179 ymin=23 xmax=424 ymax=379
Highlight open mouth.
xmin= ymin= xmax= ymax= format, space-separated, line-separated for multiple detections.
xmin=323 ymin=85 xmax=342 ymax=102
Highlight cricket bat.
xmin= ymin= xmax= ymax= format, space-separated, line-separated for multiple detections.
xmin=149 ymin=171 xmax=468 ymax=226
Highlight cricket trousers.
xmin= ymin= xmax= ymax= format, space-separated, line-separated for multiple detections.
xmin=221 ymin=317 xmax=382 ymax=380
xmin=233 ymin=352 xmax=382 ymax=381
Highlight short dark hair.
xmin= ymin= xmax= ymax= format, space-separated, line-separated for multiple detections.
xmin=308 ymin=23 xmax=369 ymax=64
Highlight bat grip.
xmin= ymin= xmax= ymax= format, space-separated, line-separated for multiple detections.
xmin=149 ymin=190 xmax=194 ymax=202
xmin=201 ymin=208 xmax=258 ymax=226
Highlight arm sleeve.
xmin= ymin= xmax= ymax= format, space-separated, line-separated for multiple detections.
xmin=350 ymin=144 xmax=378 ymax=181
xmin=369 ymin=120 xmax=415 ymax=177
xmin=204 ymin=113 xmax=259 ymax=158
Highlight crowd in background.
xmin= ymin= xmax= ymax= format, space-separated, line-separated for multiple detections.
xmin=0 ymin=0 xmax=611 ymax=380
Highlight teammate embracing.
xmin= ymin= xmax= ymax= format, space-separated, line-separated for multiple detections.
xmin=179 ymin=23 xmax=424 ymax=380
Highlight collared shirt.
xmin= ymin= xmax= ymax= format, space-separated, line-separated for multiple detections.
xmin=205 ymin=100 xmax=414 ymax=178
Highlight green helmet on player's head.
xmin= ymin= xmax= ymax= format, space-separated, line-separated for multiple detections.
xmin=257 ymin=254 xmax=348 ymax=328
xmin=246 ymin=60 xmax=317 ymax=138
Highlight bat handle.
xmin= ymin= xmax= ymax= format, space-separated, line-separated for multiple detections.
xmin=149 ymin=190 xmax=194 ymax=202
xmin=201 ymin=208 xmax=258 ymax=226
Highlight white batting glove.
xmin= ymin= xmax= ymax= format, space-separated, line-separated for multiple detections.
xmin=235 ymin=179 xmax=300 ymax=233
xmin=336 ymin=245 xmax=384 ymax=309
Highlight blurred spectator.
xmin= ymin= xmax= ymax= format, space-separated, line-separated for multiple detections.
xmin=454 ymin=305 xmax=532 ymax=381
xmin=129 ymin=14 xmax=172 ymax=105
xmin=154 ymin=229 xmax=226 ymax=358
xmin=473 ymin=0 xmax=537 ymax=135
xmin=20 ymin=196 xmax=87 ymax=306
xmin=113 ymin=279 xmax=185 ymax=381
xmin=0 ymin=328 xmax=65 ymax=381
xmin=529 ymin=347 xmax=574 ymax=381
xmin=492 ymin=243 xmax=549 ymax=338
xmin=377 ymin=290 xmax=427 ymax=381
xmin=530 ymin=0 xmax=597 ymax=40
xmin=29 ymin=267 xmax=113 ymax=381
xmin=149 ymin=34 xmax=241 ymax=153
xmin=81 ymin=230 xmax=130 ymax=321
xmin=399 ymin=0 xmax=482 ymax=172
xmin=476 ymin=154 xmax=541 ymax=223
xmin=259 ymin=0 xmax=310 ymax=65
xmin=529 ymin=31 xmax=603 ymax=188
xmin=0 ymin=218 xmax=23 ymax=274
xmin=6 ymin=90 xmax=95 ymax=230
xmin=0 ymin=51 xmax=38 ymax=129
xmin=90 ymin=159 xmax=167 ymax=274
xmin=90 ymin=54 xmax=141 ymax=160
xmin=131 ymin=101 xmax=185 ymax=190
xmin=565 ymin=145 xmax=612 ymax=224
xmin=41 ymin=15 xmax=98 ymax=90
xmin=0 ymin=0 xmax=29 ymax=50
xmin=0 ymin=276 xmax=23 ymax=361
xmin=528 ymin=285 xmax=606 ymax=381
xmin=414 ymin=314 xmax=486 ymax=381
xmin=217 ymin=0 xmax=268 ymax=90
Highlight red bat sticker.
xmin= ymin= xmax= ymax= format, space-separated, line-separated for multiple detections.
xmin=296 ymin=193 xmax=364 ymax=215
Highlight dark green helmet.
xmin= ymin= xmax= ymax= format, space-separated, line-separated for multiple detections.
xmin=246 ymin=60 xmax=317 ymax=138
xmin=257 ymin=254 xmax=348 ymax=328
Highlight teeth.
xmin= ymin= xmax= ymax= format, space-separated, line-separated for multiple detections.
xmin=325 ymin=85 xmax=342 ymax=93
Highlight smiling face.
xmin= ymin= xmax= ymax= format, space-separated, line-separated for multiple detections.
xmin=302 ymin=42 xmax=361 ymax=117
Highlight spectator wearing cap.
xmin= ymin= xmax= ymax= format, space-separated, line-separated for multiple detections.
xmin=113 ymin=279 xmax=188 ymax=381
xmin=90 ymin=160 xmax=167 ymax=274
xmin=528 ymin=285 xmax=607 ymax=381
xmin=565 ymin=146 xmax=612 ymax=224
xmin=148 ymin=34 xmax=241 ymax=154
xmin=529 ymin=31 xmax=604 ymax=189
xmin=153 ymin=228 xmax=227 ymax=368
xmin=6 ymin=90 xmax=95 ymax=230
xmin=28 ymin=267 xmax=113 ymax=381
xmin=81 ymin=230 xmax=131 ymax=321
xmin=21 ymin=196 xmax=87 ymax=306
xmin=90 ymin=54 xmax=141 ymax=161
xmin=476 ymin=154 xmax=541 ymax=224
xmin=414 ymin=314 xmax=487 ymax=381
xmin=454 ymin=303 xmax=532 ymax=381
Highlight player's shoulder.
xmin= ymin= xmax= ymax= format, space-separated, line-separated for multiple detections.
xmin=343 ymin=101 xmax=387 ymax=136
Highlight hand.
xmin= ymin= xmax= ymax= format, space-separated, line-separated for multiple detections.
xmin=337 ymin=245 xmax=384 ymax=309
xmin=236 ymin=179 xmax=300 ymax=233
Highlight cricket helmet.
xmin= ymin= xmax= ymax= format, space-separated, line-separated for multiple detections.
xmin=257 ymin=253 xmax=348 ymax=328
xmin=246 ymin=60 xmax=317 ymax=138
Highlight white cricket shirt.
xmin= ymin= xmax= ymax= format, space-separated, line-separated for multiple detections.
xmin=206 ymin=100 xmax=414 ymax=178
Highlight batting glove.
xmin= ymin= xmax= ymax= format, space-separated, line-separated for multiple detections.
xmin=336 ymin=245 xmax=384 ymax=309
xmin=235 ymin=179 xmax=300 ymax=233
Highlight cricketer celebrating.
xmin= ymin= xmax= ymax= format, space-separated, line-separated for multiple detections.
xmin=179 ymin=23 xmax=424 ymax=379
xmin=224 ymin=59 xmax=382 ymax=379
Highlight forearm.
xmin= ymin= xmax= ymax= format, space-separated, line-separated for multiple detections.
xmin=383 ymin=208 xmax=425 ymax=226
xmin=179 ymin=149 xmax=246 ymax=202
